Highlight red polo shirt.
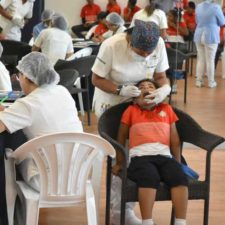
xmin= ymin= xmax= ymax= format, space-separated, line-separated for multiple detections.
xmin=106 ymin=2 xmax=121 ymax=15
xmin=183 ymin=11 xmax=196 ymax=32
xmin=80 ymin=3 xmax=101 ymax=23
xmin=123 ymin=5 xmax=141 ymax=22
xmin=94 ymin=23 xmax=108 ymax=36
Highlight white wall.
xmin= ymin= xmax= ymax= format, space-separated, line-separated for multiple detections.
xmin=45 ymin=0 xmax=149 ymax=28
xmin=45 ymin=0 xmax=224 ymax=28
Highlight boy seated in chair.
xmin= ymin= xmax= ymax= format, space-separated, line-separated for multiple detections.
xmin=112 ymin=79 xmax=188 ymax=225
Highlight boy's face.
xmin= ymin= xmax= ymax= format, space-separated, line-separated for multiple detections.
xmin=134 ymin=81 xmax=156 ymax=108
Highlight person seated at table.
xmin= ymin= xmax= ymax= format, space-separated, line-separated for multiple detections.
xmin=166 ymin=9 xmax=189 ymax=44
xmin=32 ymin=9 xmax=55 ymax=41
xmin=0 ymin=43 xmax=12 ymax=91
xmin=113 ymin=78 xmax=188 ymax=225
xmin=85 ymin=11 xmax=108 ymax=40
xmin=71 ymin=0 xmax=101 ymax=38
xmin=32 ymin=14 xmax=74 ymax=65
xmin=106 ymin=0 xmax=121 ymax=15
xmin=123 ymin=0 xmax=141 ymax=25
xmin=98 ymin=12 xmax=126 ymax=42
xmin=183 ymin=1 xmax=196 ymax=41
xmin=0 ymin=52 xmax=83 ymax=192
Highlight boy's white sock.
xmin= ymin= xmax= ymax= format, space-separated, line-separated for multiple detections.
xmin=175 ymin=218 xmax=186 ymax=225
xmin=142 ymin=219 xmax=154 ymax=225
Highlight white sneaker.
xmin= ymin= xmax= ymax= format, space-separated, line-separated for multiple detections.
xmin=125 ymin=212 xmax=142 ymax=225
xmin=171 ymin=83 xmax=177 ymax=94
xmin=208 ymin=81 xmax=217 ymax=88
xmin=195 ymin=80 xmax=204 ymax=87
xmin=111 ymin=211 xmax=142 ymax=225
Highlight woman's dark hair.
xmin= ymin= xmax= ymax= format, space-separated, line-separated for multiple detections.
xmin=129 ymin=0 xmax=137 ymax=6
xmin=97 ymin=11 xmax=108 ymax=20
xmin=169 ymin=8 xmax=182 ymax=23
xmin=188 ymin=1 xmax=196 ymax=10
xmin=145 ymin=0 xmax=161 ymax=16
xmin=135 ymin=78 xmax=159 ymax=89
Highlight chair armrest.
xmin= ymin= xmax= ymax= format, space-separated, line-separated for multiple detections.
xmin=185 ymin=52 xmax=196 ymax=58
xmin=179 ymin=127 xmax=224 ymax=152
xmin=174 ymin=107 xmax=225 ymax=152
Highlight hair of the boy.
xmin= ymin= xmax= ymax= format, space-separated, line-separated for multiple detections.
xmin=135 ymin=78 xmax=159 ymax=89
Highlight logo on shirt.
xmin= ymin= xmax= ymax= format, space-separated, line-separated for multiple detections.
xmin=158 ymin=110 xmax=167 ymax=117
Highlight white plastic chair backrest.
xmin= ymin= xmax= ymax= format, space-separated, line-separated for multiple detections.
xmin=66 ymin=47 xmax=93 ymax=61
xmin=85 ymin=25 xmax=97 ymax=40
xmin=10 ymin=132 xmax=115 ymax=206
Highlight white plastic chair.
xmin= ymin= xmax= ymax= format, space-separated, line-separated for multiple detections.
xmin=5 ymin=132 xmax=115 ymax=225
xmin=66 ymin=47 xmax=93 ymax=117
xmin=67 ymin=47 xmax=93 ymax=61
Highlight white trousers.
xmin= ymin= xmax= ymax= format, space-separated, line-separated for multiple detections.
xmin=111 ymin=175 xmax=136 ymax=224
xmin=196 ymin=42 xmax=218 ymax=84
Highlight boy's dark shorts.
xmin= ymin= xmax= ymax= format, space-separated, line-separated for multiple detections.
xmin=128 ymin=155 xmax=188 ymax=189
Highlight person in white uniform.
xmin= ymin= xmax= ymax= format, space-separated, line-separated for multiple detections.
xmin=0 ymin=52 xmax=83 ymax=224
xmin=102 ymin=12 xmax=126 ymax=40
xmin=130 ymin=0 xmax=168 ymax=38
xmin=6 ymin=0 xmax=35 ymax=41
xmin=32 ymin=14 xmax=74 ymax=65
xmin=0 ymin=43 xmax=12 ymax=91
xmin=0 ymin=0 xmax=24 ymax=38
xmin=0 ymin=51 xmax=83 ymax=137
xmin=92 ymin=20 xmax=170 ymax=225
xmin=0 ymin=51 xmax=83 ymax=190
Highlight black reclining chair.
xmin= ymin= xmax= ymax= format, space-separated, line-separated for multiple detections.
xmin=55 ymin=55 xmax=96 ymax=126
xmin=0 ymin=40 xmax=31 ymax=75
xmin=98 ymin=102 xmax=224 ymax=225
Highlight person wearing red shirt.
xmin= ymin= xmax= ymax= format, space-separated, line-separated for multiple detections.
xmin=183 ymin=1 xmax=196 ymax=40
xmin=123 ymin=0 xmax=141 ymax=24
xmin=86 ymin=11 xmax=108 ymax=41
xmin=113 ymin=79 xmax=188 ymax=225
xmin=94 ymin=16 xmax=108 ymax=36
xmin=71 ymin=0 xmax=101 ymax=38
xmin=166 ymin=9 xmax=189 ymax=42
xmin=106 ymin=0 xmax=121 ymax=15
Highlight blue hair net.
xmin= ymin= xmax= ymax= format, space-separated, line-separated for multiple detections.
xmin=131 ymin=20 xmax=160 ymax=52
